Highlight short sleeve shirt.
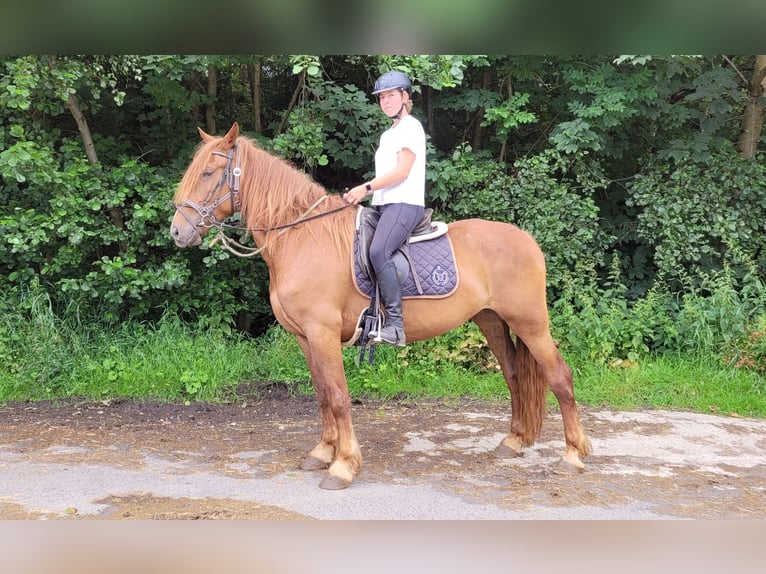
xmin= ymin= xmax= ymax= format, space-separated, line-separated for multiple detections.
xmin=372 ymin=114 xmax=426 ymax=207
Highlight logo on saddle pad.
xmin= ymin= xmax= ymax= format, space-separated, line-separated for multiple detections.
xmin=430 ymin=265 xmax=451 ymax=288
xmin=352 ymin=208 xmax=459 ymax=299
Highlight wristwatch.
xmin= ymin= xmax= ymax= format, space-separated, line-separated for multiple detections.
xmin=365 ymin=183 xmax=373 ymax=194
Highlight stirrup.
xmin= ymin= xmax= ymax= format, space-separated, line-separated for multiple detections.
xmin=370 ymin=325 xmax=406 ymax=347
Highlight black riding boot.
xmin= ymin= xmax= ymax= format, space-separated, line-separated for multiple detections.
xmin=370 ymin=260 xmax=405 ymax=346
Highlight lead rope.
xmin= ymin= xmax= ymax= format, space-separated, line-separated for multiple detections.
xmin=209 ymin=194 xmax=331 ymax=258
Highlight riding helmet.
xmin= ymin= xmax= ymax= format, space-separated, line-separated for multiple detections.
xmin=372 ymin=71 xmax=412 ymax=96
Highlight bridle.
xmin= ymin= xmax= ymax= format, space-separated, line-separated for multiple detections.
xmin=173 ymin=144 xmax=354 ymax=257
xmin=173 ymin=147 xmax=242 ymax=233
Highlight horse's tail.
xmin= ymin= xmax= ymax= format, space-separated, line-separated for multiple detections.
xmin=514 ymin=337 xmax=548 ymax=446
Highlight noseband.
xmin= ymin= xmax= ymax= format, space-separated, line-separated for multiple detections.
xmin=174 ymin=146 xmax=242 ymax=233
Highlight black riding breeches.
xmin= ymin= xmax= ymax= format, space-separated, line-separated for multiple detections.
xmin=369 ymin=203 xmax=425 ymax=274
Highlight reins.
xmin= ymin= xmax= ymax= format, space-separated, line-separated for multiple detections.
xmin=210 ymin=195 xmax=354 ymax=258
xmin=219 ymin=197 xmax=353 ymax=234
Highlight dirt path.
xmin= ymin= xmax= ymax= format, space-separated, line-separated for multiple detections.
xmin=1 ymin=385 xmax=765 ymax=520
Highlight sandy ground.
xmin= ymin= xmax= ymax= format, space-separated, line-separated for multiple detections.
xmin=1 ymin=384 xmax=765 ymax=520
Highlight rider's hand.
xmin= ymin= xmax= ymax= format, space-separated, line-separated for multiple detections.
xmin=343 ymin=184 xmax=368 ymax=205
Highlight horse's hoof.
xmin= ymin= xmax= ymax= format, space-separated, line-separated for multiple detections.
xmin=319 ymin=474 xmax=351 ymax=490
xmin=494 ymin=442 xmax=523 ymax=459
xmin=300 ymin=455 xmax=330 ymax=471
xmin=558 ymin=449 xmax=585 ymax=472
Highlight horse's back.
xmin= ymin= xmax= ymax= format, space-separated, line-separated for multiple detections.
xmin=447 ymin=218 xmax=546 ymax=271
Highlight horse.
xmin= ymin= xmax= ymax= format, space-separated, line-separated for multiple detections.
xmin=171 ymin=122 xmax=592 ymax=490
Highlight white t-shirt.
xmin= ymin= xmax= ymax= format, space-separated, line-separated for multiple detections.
xmin=372 ymin=114 xmax=426 ymax=207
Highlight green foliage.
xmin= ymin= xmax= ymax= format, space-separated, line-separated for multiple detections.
xmin=0 ymin=135 xmax=269 ymax=327
xmin=551 ymin=255 xmax=766 ymax=367
xmin=289 ymin=55 xmax=321 ymax=77
xmin=674 ymin=264 xmax=766 ymax=355
xmin=427 ymin=144 xmax=514 ymax=220
xmin=376 ymin=55 xmax=469 ymax=92
xmin=507 ymin=150 xmax=614 ymax=294
xmin=2 ymin=291 xmax=765 ymax=418
xmin=2 ymin=52 xmax=765 ymax=369
xmin=549 ymin=58 xmax=658 ymax=157
xmin=551 ymin=265 xmax=682 ymax=365
xmin=724 ymin=316 xmax=766 ymax=374
xmin=309 ymin=82 xmax=387 ymax=172
xmin=627 ymin=143 xmax=766 ymax=290
xmin=482 ymin=92 xmax=537 ymax=141
xmin=0 ymin=288 xmax=262 ymax=402
xmin=271 ymin=106 xmax=329 ymax=170
xmin=397 ymin=322 xmax=500 ymax=373
xmin=1 ymin=55 xmax=142 ymax=115
xmin=271 ymin=78 xmax=389 ymax=174
xmin=657 ymin=65 xmax=745 ymax=163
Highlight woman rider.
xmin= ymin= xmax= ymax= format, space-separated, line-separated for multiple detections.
xmin=343 ymin=71 xmax=426 ymax=346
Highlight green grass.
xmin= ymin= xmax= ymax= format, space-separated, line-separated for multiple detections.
xmin=238 ymin=325 xmax=766 ymax=418
xmin=568 ymin=354 xmax=766 ymax=417
xmin=1 ymin=301 xmax=765 ymax=419
xmin=0 ymin=302 xmax=262 ymax=403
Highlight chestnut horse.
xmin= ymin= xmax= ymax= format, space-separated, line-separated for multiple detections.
xmin=171 ymin=122 xmax=591 ymax=489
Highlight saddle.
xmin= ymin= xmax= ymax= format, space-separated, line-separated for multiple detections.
xmin=354 ymin=206 xmax=450 ymax=293
xmin=346 ymin=206 xmax=458 ymax=363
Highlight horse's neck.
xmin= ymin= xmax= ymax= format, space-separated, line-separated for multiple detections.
xmin=246 ymin=148 xmax=329 ymax=224
xmin=255 ymin=209 xmax=354 ymax=280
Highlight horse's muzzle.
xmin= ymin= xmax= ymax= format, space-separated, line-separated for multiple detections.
xmin=170 ymin=223 xmax=202 ymax=248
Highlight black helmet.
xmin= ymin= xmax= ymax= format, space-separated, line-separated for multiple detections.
xmin=372 ymin=71 xmax=412 ymax=96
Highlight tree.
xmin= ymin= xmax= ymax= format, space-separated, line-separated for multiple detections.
xmin=3 ymin=54 xmax=765 ymax=331
xmin=734 ymin=55 xmax=766 ymax=159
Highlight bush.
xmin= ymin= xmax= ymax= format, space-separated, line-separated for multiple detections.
xmin=723 ymin=316 xmax=766 ymax=374
xmin=397 ymin=322 xmax=499 ymax=373
xmin=0 ymin=285 xmax=263 ymax=402
xmin=428 ymin=146 xmax=613 ymax=296
xmin=550 ymin=253 xmax=766 ymax=366
xmin=0 ymin=135 xmax=272 ymax=330
xmin=627 ymin=143 xmax=766 ymax=291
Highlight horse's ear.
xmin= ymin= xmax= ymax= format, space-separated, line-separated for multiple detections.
xmin=223 ymin=122 xmax=239 ymax=146
xmin=198 ymin=127 xmax=215 ymax=142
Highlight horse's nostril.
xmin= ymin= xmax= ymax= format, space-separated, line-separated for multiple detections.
xmin=170 ymin=225 xmax=179 ymax=238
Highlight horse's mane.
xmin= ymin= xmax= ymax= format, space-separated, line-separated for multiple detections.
xmin=177 ymin=133 xmax=355 ymax=256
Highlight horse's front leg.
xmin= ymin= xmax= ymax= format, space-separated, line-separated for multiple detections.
xmin=295 ymin=333 xmax=361 ymax=489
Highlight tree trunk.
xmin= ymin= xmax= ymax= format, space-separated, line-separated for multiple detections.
xmin=206 ymin=63 xmax=217 ymax=134
xmin=471 ymin=68 xmax=492 ymax=151
xmin=191 ymin=70 xmax=202 ymax=126
xmin=65 ymin=93 xmax=99 ymax=168
xmin=249 ymin=57 xmax=263 ymax=134
xmin=65 ymin=92 xmax=126 ymax=248
xmin=277 ymin=69 xmax=306 ymax=135
xmin=425 ymin=85 xmax=434 ymax=140
xmin=498 ymin=74 xmax=514 ymax=163
xmin=738 ymin=55 xmax=766 ymax=159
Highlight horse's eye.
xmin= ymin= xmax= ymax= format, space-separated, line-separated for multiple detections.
xmin=202 ymin=169 xmax=214 ymax=178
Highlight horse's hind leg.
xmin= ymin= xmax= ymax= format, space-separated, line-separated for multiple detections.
xmin=514 ymin=329 xmax=592 ymax=469
xmin=472 ymin=310 xmax=527 ymax=458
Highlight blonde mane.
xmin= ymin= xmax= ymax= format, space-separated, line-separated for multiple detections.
xmin=176 ymin=133 xmax=356 ymax=255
